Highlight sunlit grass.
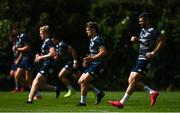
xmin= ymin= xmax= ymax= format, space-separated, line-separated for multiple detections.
xmin=0 ymin=91 xmax=180 ymax=112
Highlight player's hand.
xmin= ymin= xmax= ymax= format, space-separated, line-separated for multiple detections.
xmin=83 ymin=55 xmax=93 ymax=63
xmin=53 ymin=55 xmax=60 ymax=61
xmin=82 ymin=61 xmax=89 ymax=67
xmin=35 ymin=53 xmax=40 ymax=57
xmin=34 ymin=55 xmax=42 ymax=62
xmin=82 ymin=56 xmax=93 ymax=67
xmin=146 ymin=52 xmax=155 ymax=59
xmin=131 ymin=36 xmax=139 ymax=43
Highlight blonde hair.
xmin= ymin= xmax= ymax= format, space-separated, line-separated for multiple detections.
xmin=39 ymin=25 xmax=50 ymax=34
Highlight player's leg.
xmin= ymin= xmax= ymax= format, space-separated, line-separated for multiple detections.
xmin=72 ymin=70 xmax=81 ymax=81
xmin=122 ymin=72 xmax=142 ymax=102
xmin=135 ymin=59 xmax=159 ymax=106
xmin=109 ymin=59 xmax=159 ymax=108
xmin=9 ymin=67 xmax=15 ymax=77
xmin=58 ymin=67 xmax=75 ymax=97
xmin=89 ymin=63 xmax=105 ymax=105
xmin=136 ymin=81 xmax=153 ymax=94
xmin=109 ymin=72 xmax=142 ymax=108
xmin=85 ymin=63 xmax=105 ymax=105
xmin=88 ymin=84 xmax=105 ymax=105
xmin=39 ymin=82 xmax=57 ymax=91
xmin=20 ymin=70 xmax=31 ymax=92
xmin=21 ymin=59 xmax=33 ymax=91
xmin=109 ymin=59 xmax=138 ymax=107
xmin=12 ymin=68 xmax=24 ymax=92
xmin=136 ymin=81 xmax=159 ymax=106
xmin=78 ymin=72 xmax=92 ymax=106
xmin=29 ymin=61 xmax=42 ymax=100
xmin=26 ymin=73 xmax=46 ymax=103
xmin=9 ymin=64 xmax=17 ymax=90
xmin=33 ymin=90 xmax=42 ymax=100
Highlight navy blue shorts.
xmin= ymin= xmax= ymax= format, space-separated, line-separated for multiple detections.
xmin=64 ymin=61 xmax=73 ymax=70
xmin=18 ymin=58 xmax=33 ymax=71
xmin=131 ymin=59 xmax=152 ymax=75
xmin=55 ymin=60 xmax=79 ymax=73
xmin=84 ymin=62 xmax=104 ymax=78
xmin=11 ymin=63 xmax=19 ymax=71
xmin=39 ymin=61 xmax=57 ymax=78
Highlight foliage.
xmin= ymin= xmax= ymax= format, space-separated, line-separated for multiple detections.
xmin=0 ymin=0 xmax=180 ymax=90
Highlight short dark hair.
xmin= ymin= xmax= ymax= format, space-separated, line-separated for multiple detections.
xmin=86 ymin=21 xmax=99 ymax=33
xmin=12 ymin=22 xmax=21 ymax=29
xmin=51 ymin=31 xmax=60 ymax=40
xmin=139 ymin=12 xmax=151 ymax=20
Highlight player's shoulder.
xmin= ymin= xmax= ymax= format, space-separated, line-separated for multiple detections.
xmin=20 ymin=32 xmax=28 ymax=38
xmin=96 ymin=35 xmax=105 ymax=45
xmin=94 ymin=35 xmax=104 ymax=41
xmin=19 ymin=32 xmax=31 ymax=43
xmin=59 ymin=41 xmax=68 ymax=46
xmin=148 ymin=27 xmax=160 ymax=36
xmin=148 ymin=27 xmax=159 ymax=33
xmin=44 ymin=38 xmax=53 ymax=45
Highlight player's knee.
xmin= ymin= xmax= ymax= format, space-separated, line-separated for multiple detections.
xmin=128 ymin=77 xmax=131 ymax=84
xmin=78 ymin=78 xmax=86 ymax=86
xmin=78 ymin=78 xmax=82 ymax=85
xmin=78 ymin=79 xmax=84 ymax=85
xmin=14 ymin=72 xmax=20 ymax=78
xmin=128 ymin=73 xmax=135 ymax=84
xmin=58 ymin=73 xmax=65 ymax=79
xmin=130 ymin=75 xmax=140 ymax=85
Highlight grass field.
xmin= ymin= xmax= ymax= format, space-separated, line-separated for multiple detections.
xmin=0 ymin=91 xmax=180 ymax=112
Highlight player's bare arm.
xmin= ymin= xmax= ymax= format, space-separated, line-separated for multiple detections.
xmin=146 ymin=36 xmax=165 ymax=59
xmin=15 ymin=44 xmax=30 ymax=52
xmin=68 ymin=46 xmax=78 ymax=69
xmin=14 ymin=53 xmax=22 ymax=64
xmin=84 ymin=46 xmax=107 ymax=63
xmin=35 ymin=47 xmax=56 ymax=62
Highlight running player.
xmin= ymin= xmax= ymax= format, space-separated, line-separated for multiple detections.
xmin=26 ymin=25 xmax=60 ymax=103
xmin=52 ymin=33 xmax=81 ymax=98
xmin=109 ymin=12 xmax=165 ymax=108
xmin=11 ymin=22 xmax=34 ymax=92
xmin=78 ymin=21 xmax=107 ymax=106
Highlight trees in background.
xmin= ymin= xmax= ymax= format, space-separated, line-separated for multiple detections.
xmin=0 ymin=0 xmax=179 ymax=90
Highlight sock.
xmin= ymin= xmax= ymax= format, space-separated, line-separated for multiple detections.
xmin=67 ymin=85 xmax=74 ymax=90
xmin=15 ymin=84 xmax=19 ymax=90
xmin=35 ymin=90 xmax=41 ymax=96
xmin=92 ymin=87 xmax=100 ymax=95
xmin=80 ymin=96 xmax=86 ymax=104
xmin=15 ymin=86 xmax=19 ymax=90
xmin=144 ymin=85 xmax=153 ymax=94
xmin=28 ymin=98 xmax=32 ymax=102
xmin=120 ymin=93 xmax=129 ymax=104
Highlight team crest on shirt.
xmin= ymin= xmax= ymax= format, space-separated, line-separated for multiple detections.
xmin=138 ymin=69 xmax=142 ymax=72
xmin=90 ymin=42 xmax=95 ymax=47
xmin=90 ymin=72 xmax=95 ymax=75
xmin=40 ymin=70 xmax=44 ymax=74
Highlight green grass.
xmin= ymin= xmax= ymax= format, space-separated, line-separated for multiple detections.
xmin=0 ymin=91 xmax=180 ymax=112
